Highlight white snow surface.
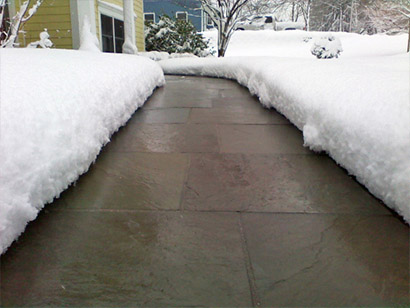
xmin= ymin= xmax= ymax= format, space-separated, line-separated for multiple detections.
xmin=79 ymin=15 xmax=101 ymax=52
xmin=160 ymin=31 xmax=410 ymax=223
xmin=0 ymin=49 xmax=164 ymax=254
xmin=201 ymin=29 xmax=407 ymax=58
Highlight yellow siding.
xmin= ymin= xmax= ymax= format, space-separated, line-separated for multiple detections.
xmin=94 ymin=0 xmax=100 ymax=42
xmin=16 ymin=0 xmax=72 ymax=49
xmin=95 ymin=0 xmax=145 ymax=51
xmin=134 ymin=0 xmax=145 ymax=51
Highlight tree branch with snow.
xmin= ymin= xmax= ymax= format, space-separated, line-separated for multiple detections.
xmin=1 ymin=0 xmax=43 ymax=48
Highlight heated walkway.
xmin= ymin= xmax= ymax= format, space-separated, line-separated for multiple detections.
xmin=1 ymin=76 xmax=408 ymax=307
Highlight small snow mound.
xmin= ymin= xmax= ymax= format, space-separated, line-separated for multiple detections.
xmin=311 ymin=35 xmax=343 ymax=59
xmin=138 ymin=51 xmax=170 ymax=61
xmin=303 ymin=124 xmax=324 ymax=151
xmin=169 ymin=53 xmax=198 ymax=59
xmin=79 ymin=16 xmax=100 ymax=52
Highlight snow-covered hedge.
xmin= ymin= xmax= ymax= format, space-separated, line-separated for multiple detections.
xmin=0 ymin=49 xmax=165 ymax=254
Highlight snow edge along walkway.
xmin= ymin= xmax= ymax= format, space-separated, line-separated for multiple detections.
xmin=0 ymin=49 xmax=165 ymax=254
xmin=159 ymin=56 xmax=410 ymax=223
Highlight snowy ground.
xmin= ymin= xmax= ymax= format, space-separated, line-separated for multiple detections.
xmin=0 ymin=49 xmax=164 ymax=254
xmin=202 ymin=29 xmax=407 ymax=58
xmin=160 ymin=30 xmax=410 ymax=223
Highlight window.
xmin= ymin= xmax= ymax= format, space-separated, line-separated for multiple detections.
xmin=207 ymin=15 xmax=214 ymax=26
xmin=101 ymin=14 xmax=124 ymax=53
xmin=176 ymin=11 xmax=188 ymax=22
xmin=144 ymin=13 xmax=155 ymax=23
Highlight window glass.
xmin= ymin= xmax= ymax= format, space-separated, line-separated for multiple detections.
xmin=176 ymin=12 xmax=187 ymax=21
xmin=144 ymin=13 xmax=155 ymax=22
xmin=114 ymin=19 xmax=124 ymax=39
xmin=101 ymin=14 xmax=124 ymax=53
xmin=102 ymin=35 xmax=114 ymax=53
xmin=101 ymin=14 xmax=113 ymax=37
xmin=101 ymin=14 xmax=114 ymax=52
xmin=265 ymin=16 xmax=273 ymax=23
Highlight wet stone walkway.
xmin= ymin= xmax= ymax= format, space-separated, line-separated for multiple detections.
xmin=1 ymin=76 xmax=409 ymax=307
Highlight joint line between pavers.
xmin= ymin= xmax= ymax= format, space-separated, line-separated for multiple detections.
xmin=179 ymin=154 xmax=192 ymax=211
xmin=238 ymin=213 xmax=261 ymax=307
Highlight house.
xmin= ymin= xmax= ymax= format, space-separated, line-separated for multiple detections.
xmin=143 ymin=0 xmax=213 ymax=32
xmin=3 ymin=0 xmax=145 ymax=52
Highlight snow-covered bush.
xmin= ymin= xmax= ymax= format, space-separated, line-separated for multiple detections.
xmin=311 ymin=35 xmax=343 ymax=59
xmin=26 ymin=28 xmax=53 ymax=48
xmin=145 ymin=15 xmax=210 ymax=56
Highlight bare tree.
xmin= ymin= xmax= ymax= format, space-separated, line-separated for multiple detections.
xmin=201 ymin=0 xmax=251 ymax=57
xmin=1 ymin=0 xmax=43 ymax=48
xmin=363 ymin=0 xmax=409 ymax=33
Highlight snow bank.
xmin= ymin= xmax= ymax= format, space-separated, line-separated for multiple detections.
xmin=160 ymin=50 xmax=410 ymax=223
xmin=0 ymin=49 xmax=164 ymax=254
xmin=201 ymin=30 xmax=408 ymax=58
xmin=137 ymin=51 xmax=199 ymax=61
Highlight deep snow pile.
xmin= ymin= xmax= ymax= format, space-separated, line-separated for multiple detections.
xmin=0 ymin=49 xmax=164 ymax=254
xmin=202 ymin=29 xmax=407 ymax=58
xmin=160 ymin=31 xmax=410 ymax=223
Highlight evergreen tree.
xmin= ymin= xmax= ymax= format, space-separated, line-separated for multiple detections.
xmin=145 ymin=15 xmax=209 ymax=56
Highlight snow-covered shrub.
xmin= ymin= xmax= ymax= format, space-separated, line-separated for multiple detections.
xmin=145 ymin=15 xmax=210 ymax=56
xmin=26 ymin=28 xmax=53 ymax=48
xmin=311 ymin=35 xmax=343 ymax=59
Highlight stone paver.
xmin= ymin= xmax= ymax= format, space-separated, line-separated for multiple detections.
xmin=1 ymin=211 xmax=251 ymax=307
xmin=53 ymin=151 xmax=189 ymax=211
xmin=106 ymin=123 xmax=219 ymax=153
xmin=1 ymin=75 xmax=408 ymax=307
xmin=242 ymin=214 xmax=409 ymax=307
xmin=218 ymin=124 xmax=312 ymax=154
xmin=183 ymin=154 xmax=391 ymax=214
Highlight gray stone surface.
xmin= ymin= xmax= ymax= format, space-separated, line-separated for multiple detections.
xmin=131 ymin=108 xmax=190 ymax=124
xmin=183 ymin=154 xmax=391 ymax=214
xmin=54 ymin=151 xmax=188 ymax=210
xmin=1 ymin=76 xmax=408 ymax=307
xmin=218 ymin=124 xmax=313 ymax=154
xmin=106 ymin=123 xmax=219 ymax=153
xmin=242 ymin=214 xmax=409 ymax=307
xmin=1 ymin=211 xmax=251 ymax=307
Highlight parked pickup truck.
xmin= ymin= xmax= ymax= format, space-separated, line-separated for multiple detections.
xmin=235 ymin=15 xmax=275 ymax=31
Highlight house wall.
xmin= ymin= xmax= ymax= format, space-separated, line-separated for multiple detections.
xmin=13 ymin=0 xmax=144 ymax=51
xmin=95 ymin=0 xmax=145 ymax=51
xmin=144 ymin=0 xmax=203 ymax=32
xmin=15 ymin=0 xmax=73 ymax=49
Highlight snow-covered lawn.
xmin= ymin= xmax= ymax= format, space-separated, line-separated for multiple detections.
xmin=160 ymin=30 xmax=410 ymax=223
xmin=0 ymin=49 xmax=164 ymax=254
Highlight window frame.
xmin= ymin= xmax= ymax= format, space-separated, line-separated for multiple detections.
xmin=100 ymin=13 xmax=124 ymax=53
xmin=144 ymin=12 xmax=155 ymax=23
xmin=175 ymin=11 xmax=188 ymax=22
xmin=206 ymin=15 xmax=214 ymax=26
xmin=97 ymin=0 xmax=137 ymax=51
